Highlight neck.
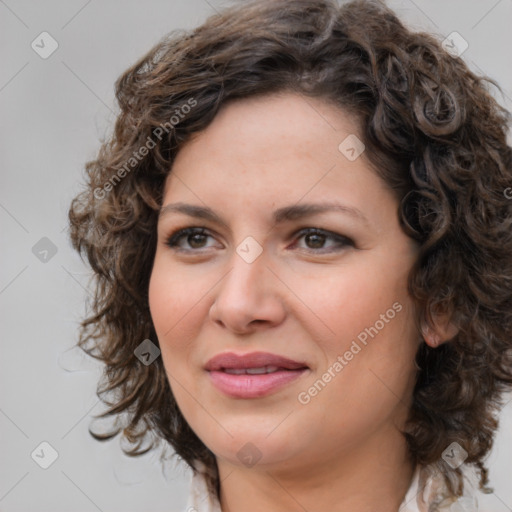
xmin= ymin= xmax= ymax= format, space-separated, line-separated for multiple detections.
xmin=216 ymin=427 xmax=414 ymax=512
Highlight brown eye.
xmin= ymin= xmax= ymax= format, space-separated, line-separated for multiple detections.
xmin=188 ymin=233 xmax=208 ymax=248
xmin=293 ymin=228 xmax=354 ymax=253
xmin=166 ymin=227 xmax=220 ymax=251
xmin=304 ymin=233 xmax=327 ymax=249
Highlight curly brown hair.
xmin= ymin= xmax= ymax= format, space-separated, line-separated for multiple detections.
xmin=68 ymin=0 xmax=512 ymax=500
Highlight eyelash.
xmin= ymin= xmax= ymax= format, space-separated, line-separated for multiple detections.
xmin=164 ymin=226 xmax=354 ymax=253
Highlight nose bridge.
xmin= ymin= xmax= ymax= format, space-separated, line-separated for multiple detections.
xmin=210 ymin=244 xmax=286 ymax=331
xmin=221 ymin=246 xmax=269 ymax=301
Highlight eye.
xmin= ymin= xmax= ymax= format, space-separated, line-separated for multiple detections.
xmin=165 ymin=227 xmax=221 ymax=251
xmin=164 ymin=226 xmax=352 ymax=253
xmin=292 ymin=228 xmax=353 ymax=252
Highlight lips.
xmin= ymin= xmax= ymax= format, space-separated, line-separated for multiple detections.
xmin=204 ymin=351 xmax=308 ymax=372
xmin=205 ymin=351 xmax=309 ymax=399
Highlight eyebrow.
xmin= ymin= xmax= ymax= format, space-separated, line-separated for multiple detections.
xmin=158 ymin=201 xmax=369 ymax=226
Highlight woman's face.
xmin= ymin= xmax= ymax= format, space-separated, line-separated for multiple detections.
xmin=149 ymin=92 xmax=420 ymax=472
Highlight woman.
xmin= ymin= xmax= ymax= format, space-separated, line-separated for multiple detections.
xmin=68 ymin=0 xmax=512 ymax=510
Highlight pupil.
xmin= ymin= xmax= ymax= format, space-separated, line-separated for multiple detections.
xmin=189 ymin=233 xmax=206 ymax=248
xmin=306 ymin=233 xmax=325 ymax=248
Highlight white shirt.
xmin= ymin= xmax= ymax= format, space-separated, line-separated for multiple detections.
xmin=184 ymin=462 xmax=480 ymax=512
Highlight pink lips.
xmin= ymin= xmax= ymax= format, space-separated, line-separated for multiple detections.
xmin=204 ymin=351 xmax=309 ymax=399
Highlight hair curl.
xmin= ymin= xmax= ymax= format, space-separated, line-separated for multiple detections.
xmin=68 ymin=0 xmax=512 ymax=500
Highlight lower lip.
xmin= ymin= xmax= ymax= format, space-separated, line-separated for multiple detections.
xmin=208 ymin=369 xmax=308 ymax=398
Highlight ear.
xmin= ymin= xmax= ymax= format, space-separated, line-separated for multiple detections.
xmin=421 ymin=311 xmax=459 ymax=347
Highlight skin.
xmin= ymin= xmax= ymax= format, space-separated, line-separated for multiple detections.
xmin=149 ymin=92 xmax=422 ymax=512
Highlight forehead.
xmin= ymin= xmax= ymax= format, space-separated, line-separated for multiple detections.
xmin=161 ymin=92 xmax=394 ymax=225
xmin=189 ymin=93 xmax=357 ymax=151
xmin=166 ymin=93 xmax=365 ymax=185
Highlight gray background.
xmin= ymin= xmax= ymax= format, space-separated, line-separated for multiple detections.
xmin=1 ymin=0 xmax=511 ymax=511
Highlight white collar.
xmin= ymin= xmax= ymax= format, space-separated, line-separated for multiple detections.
xmin=185 ymin=462 xmax=480 ymax=512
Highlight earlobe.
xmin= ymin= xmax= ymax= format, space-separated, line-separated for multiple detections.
xmin=421 ymin=313 xmax=459 ymax=347
xmin=421 ymin=324 xmax=443 ymax=347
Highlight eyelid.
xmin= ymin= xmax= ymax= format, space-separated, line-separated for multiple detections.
xmin=290 ymin=227 xmax=354 ymax=251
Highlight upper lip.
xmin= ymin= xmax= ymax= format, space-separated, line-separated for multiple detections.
xmin=204 ymin=351 xmax=308 ymax=371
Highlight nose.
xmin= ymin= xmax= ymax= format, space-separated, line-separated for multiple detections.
xmin=209 ymin=249 xmax=286 ymax=334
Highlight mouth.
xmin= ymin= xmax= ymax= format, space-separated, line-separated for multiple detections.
xmin=204 ymin=352 xmax=309 ymax=399
xmin=222 ymin=365 xmax=291 ymax=375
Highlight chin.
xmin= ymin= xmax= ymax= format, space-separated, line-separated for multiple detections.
xmin=198 ymin=422 xmax=304 ymax=468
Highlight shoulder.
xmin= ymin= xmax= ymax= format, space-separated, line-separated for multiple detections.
xmin=183 ymin=461 xmax=222 ymax=512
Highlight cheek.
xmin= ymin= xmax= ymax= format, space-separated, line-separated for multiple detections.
xmin=148 ymin=257 xmax=206 ymax=360
xmin=148 ymin=260 xmax=212 ymax=425
xmin=285 ymin=257 xmax=412 ymax=351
